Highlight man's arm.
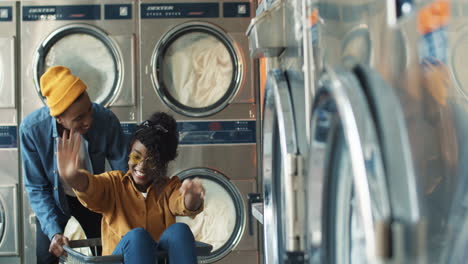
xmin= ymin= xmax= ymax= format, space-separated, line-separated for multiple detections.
xmin=20 ymin=124 xmax=64 ymax=240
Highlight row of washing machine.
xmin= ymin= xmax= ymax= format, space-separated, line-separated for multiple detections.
xmin=249 ymin=0 xmax=468 ymax=263
xmin=0 ymin=0 xmax=261 ymax=263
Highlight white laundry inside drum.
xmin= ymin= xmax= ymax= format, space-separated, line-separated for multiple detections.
xmin=44 ymin=33 xmax=116 ymax=104
xmin=0 ymin=38 xmax=14 ymax=108
xmin=176 ymin=178 xmax=237 ymax=251
xmin=161 ymin=32 xmax=234 ymax=108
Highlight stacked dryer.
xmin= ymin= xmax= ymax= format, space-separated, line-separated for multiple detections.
xmin=0 ymin=2 xmax=20 ymax=264
xmin=139 ymin=0 xmax=259 ymax=263
xmin=20 ymin=0 xmax=139 ymax=262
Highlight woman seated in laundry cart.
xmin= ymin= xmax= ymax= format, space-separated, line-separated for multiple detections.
xmin=56 ymin=111 xmax=205 ymax=264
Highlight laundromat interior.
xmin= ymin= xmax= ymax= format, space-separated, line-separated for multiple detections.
xmin=0 ymin=0 xmax=467 ymax=263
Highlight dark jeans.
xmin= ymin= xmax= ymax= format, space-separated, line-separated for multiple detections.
xmin=112 ymin=223 xmax=197 ymax=264
xmin=36 ymin=195 xmax=102 ymax=264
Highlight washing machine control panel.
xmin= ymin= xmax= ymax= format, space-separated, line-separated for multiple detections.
xmin=141 ymin=2 xmax=251 ymax=19
xmin=122 ymin=121 xmax=256 ymax=145
xmin=0 ymin=126 xmax=17 ymax=148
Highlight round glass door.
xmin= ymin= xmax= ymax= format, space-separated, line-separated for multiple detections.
xmin=327 ymin=127 xmax=367 ymax=264
xmin=152 ymin=22 xmax=242 ymax=117
xmin=33 ymin=24 xmax=123 ymax=107
xmin=176 ymin=168 xmax=245 ymax=263
xmin=262 ymin=70 xmax=298 ymax=263
xmin=0 ymin=198 xmax=5 ymax=244
xmin=307 ymin=68 xmax=392 ymax=264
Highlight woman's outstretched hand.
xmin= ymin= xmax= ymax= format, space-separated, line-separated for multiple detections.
xmin=180 ymin=178 xmax=205 ymax=211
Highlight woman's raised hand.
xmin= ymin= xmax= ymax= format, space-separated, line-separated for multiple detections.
xmin=57 ymin=128 xmax=81 ymax=182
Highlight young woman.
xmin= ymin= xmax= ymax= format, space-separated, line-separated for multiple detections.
xmin=57 ymin=112 xmax=205 ymax=264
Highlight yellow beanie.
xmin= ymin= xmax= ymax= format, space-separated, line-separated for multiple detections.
xmin=40 ymin=66 xmax=87 ymax=117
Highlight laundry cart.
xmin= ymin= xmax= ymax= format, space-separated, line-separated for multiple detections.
xmin=59 ymin=238 xmax=213 ymax=264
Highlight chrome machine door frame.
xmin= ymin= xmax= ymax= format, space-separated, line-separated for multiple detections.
xmin=306 ymin=66 xmax=393 ymax=263
xmin=176 ymin=168 xmax=246 ymax=263
xmin=262 ymin=69 xmax=303 ymax=263
xmin=151 ymin=21 xmax=244 ymax=118
xmin=32 ymin=24 xmax=124 ymax=107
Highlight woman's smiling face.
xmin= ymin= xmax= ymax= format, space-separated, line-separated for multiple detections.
xmin=128 ymin=140 xmax=158 ymax=192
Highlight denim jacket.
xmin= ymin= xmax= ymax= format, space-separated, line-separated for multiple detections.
xmin=20 ymin=103 xmax=128 ymax=240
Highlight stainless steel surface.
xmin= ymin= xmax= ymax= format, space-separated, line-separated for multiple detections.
xmin=139 ymin=0 xmax=256 ymax=121
xmin=0 ymin=2 xmax=20 ymax=263
xmin=251 ymin=203 xmax=263 ymax=225
xmin=304 ymin=0 xmax=468 ymax=263
xmin=246 ymin=0 xmax=286 ymax=58
xmin=308 ymin=67 xmax=392 ymax=262
xmin=169 ymin=145 xmax=257 ymax=180
xmin=0 ymin=1 xmax=17 ymax=125
xmin=0 ymin=185 xmax=19 ymax=256
xmin=140 ymin=1 xmax=259 ymax=262
xmin=249 ymin=0 xmax=309 ymax=261
xmin=21 ymin=0 xmax=138 ymax=123
xmin=261 ymin=67 xmax=307 ymax=263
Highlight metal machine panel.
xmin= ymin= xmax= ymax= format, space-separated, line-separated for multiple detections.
xmin=139 ymin=0 xmax=257 ymax=120
xmin=0 ymin=2 xmax=17 ymax=125
xmin=21 ymin=0 xmax=138 ymax=123
xmin=139 ymin=1 xmax=259 ymax=262
xmin=0 ymin=185 xmax=19 ymax=256
xmin=0 ymin=2 xmax=20 ymax=263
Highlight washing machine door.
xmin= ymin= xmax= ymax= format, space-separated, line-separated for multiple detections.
xmin=306 ymin=66 xmax=394 ymax=263
xmin=307 ymin=63 xmax=426 ymax=263
xmin=0 ymin=37 xmax=15 ymax=110
xmin=33 ymin=24 xmax=124 ymax=107
xmin=262 ymin=69 xmax=301 ymax=263
xmin=151 ymin=22 xmax=243 ymax=117
xmin=175 ymin=168 xmax=246 ymax=263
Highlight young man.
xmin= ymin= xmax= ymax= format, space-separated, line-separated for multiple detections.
xmin=20 ymin=66 xmax=128 ymax=263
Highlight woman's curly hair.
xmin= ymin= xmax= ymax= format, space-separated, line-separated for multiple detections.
xmin=128 ymin=112 xmax=179 ymax=180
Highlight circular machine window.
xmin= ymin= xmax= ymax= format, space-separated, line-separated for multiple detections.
xmin=33 ymin=24 xmax=123 ymax=107
xmin=341 ymin=26 xmax=372 ymax=65
xmin=152 ymin=22 xmax=242 ymax=117
xmin=175 ymin=168 xmax=246 ymax=263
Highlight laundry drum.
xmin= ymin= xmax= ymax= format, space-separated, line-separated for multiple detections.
xmin=176 ymin=168 xmax=246 ymax=263
xmin=33 ymin=24 xmax=123 ymax=107
xmin=152 ymin=22 xmax=243 ymax=117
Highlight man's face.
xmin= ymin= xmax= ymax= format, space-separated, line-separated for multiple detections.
xmin=56 ymin=92 xmax=93 ymax=134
